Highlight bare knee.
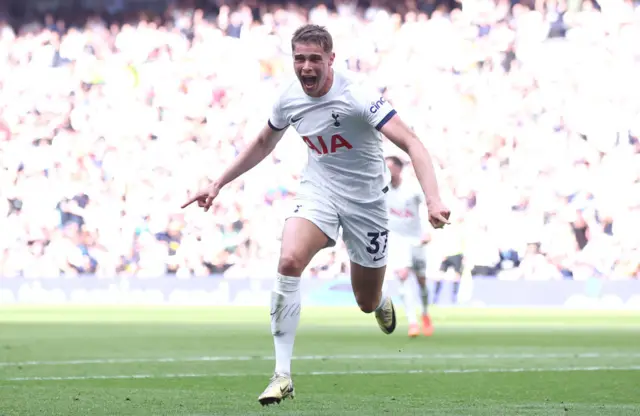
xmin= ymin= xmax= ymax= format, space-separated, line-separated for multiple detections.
xmin=278 ymin=253 xmax=307 ymax=277
xmin=350 ymin=262 xmax=385 ymax=314
xmin=277 ymin=217 xmax=329 ymax=277
xmin=355 ymin=295 xmax=380 ymax=314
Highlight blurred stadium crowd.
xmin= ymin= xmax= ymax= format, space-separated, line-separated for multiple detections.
xmin=0 ymin=0 xmax=639 ymax=281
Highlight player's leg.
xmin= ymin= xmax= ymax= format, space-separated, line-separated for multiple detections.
xmin=451 ymin=254 xmax=464 ymax=304
xmin=340 ymin=198 xmax=396 ymax=334
xmin=349 ymin=261 xmax=396 ymax=334
xmin=412 ymin=247 xmax=433 ymax=336
xmin=434 ymin=257 xmax=450 ymax=304
xmin=259 ymin=198 xmax=339 ymax=406
xmin=398 ymin=267 xmax=420 ymax=336
xmin=415 ymin=274 xmax=429 ymax=314
xmin=272 ymin=217 xmax=328 ymax=372
xmin=389 ymin=236 xmax=419 ymax=336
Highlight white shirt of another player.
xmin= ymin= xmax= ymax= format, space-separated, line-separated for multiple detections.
xmin=386 ymin=180 xmax=425 ymax=240
xmin=268 ymin=69 xmax=395 ymax=203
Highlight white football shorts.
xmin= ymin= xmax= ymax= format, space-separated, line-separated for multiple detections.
xmin=285 ymin=183 xmax=389 ymax=268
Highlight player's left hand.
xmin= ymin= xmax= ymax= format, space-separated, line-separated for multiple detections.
xmin=427 ymin=200 xmax=450 ymax=229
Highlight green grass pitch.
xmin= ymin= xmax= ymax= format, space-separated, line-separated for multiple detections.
xmin=1 ymin=306 xmax=639 ymax=415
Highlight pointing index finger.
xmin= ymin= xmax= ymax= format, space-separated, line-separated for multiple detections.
xmin=181 ymin=196 xmax=199 ymax=209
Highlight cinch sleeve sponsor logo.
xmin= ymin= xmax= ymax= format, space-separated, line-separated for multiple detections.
xmin=369 ymin=97 xmax=386 ymax=113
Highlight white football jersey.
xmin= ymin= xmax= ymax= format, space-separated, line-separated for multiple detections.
xmin=269 ymin=70 xmax=395 ymax=203
xmin=386 ymin=180 xmax=425 ymax=240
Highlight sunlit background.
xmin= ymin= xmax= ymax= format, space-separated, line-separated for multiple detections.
xmin=0 ymin=1 xmax=639 ymax=414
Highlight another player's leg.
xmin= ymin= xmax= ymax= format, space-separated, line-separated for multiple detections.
xmin=416 ymin=275 xmax=429 ymax=315
xmin=350 ymin=261 xmax=396 ymax=334
xmin=452 ymin=274 xmax=461 ymax=303
xmin=415 ymin=273 xmax=433 ymax=336
xmin=451 ymin=254 xmax=464 ymax=304
xmin=434 ymin=258 xmax=449 ymax=304
xmin=412 ymin=251 xmax=433 ymax=336
xmin=258 ymin=217 xmax=331 ymax=406
xmin=433 ymin=280 xmax=442 ymax=304
xmin=389 ymin=236 xmax=418 ymax=336
xmin=396 ymin=266 xmax=419 ymax=337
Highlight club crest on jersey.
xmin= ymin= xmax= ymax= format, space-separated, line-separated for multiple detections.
xmin=369 ymin=97 xmax=386 ymax=114
xmin=331 ymin=112 xmax=341 ymax=127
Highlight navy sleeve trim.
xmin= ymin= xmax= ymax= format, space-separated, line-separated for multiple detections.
xmin=375 ymin=110 xmax=397 ymax=131
xmin=268 ymin=120 xmax=287 ymax=131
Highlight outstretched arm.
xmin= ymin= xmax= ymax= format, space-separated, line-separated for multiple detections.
xmin=379 ymin=115 xmax=450 ymax=227
xmin=217 ymin=123 xmax=288 ymax=188
xmin=182 ymin=123 xmax=288 ymax=210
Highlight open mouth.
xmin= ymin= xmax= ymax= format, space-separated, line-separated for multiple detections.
xmin=301 ymin=75 xmax=317 ymax=89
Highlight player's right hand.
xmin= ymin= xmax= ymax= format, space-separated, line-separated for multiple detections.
xmin=427 ymin=200 xmax=451 ymax=229
xmin=181 ymin=182 xmax=221 ymax=212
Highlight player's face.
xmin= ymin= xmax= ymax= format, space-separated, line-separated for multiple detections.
xmin=293 ymin=42 xmax=335 ymax=97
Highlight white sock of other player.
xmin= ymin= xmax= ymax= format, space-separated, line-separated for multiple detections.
xmin=397 ymin=273 xmax=418 ymax=325
xmin=271 ymin=274 xmax=301 ymax=376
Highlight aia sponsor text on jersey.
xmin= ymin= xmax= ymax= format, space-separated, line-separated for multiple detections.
xmin=302 ymin=134 xmax=353 ymax=155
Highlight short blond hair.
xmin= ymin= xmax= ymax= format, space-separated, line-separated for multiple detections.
xmin=291 ymin=24 xmax=333 ymax=54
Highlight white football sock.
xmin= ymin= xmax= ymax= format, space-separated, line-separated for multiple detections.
xmin=271 ymin=274 xmax=301 ymax=376
xmin=374 ymin=290 xmax=388 ymax=311
xmin=398 ymin=274 xmax=418 ymax=325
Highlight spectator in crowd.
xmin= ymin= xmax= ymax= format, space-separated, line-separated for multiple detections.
xmin=0 ymin=0 xmax=639 ymax=280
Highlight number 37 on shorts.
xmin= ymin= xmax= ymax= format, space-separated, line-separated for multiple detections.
xmin=366 ymin=230 xmax=388 ymax=262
